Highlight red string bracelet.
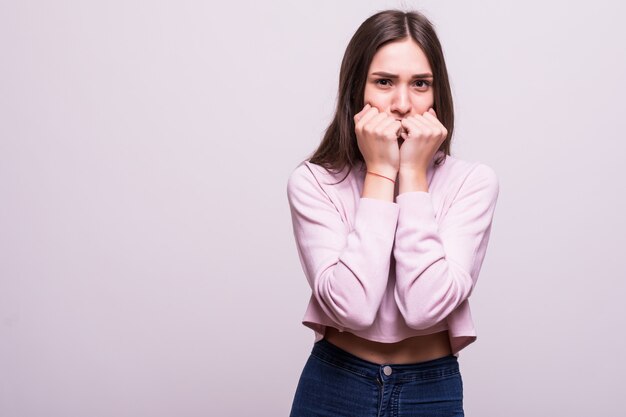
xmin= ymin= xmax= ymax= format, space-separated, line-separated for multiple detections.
xmin=366 ymin=171 xmax=396 ymax=184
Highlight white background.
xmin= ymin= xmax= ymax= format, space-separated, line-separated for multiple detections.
xmin=1 ymin=1 xmax=625 ymax=416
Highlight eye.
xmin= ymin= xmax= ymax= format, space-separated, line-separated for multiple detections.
xmin=413 ymin=80 xmax=432 ymax=90
xmin=374 ymin=78 xmax=392 ymax=87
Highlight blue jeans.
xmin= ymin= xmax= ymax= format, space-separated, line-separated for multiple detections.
xmin=289 ymin=338 xmax=464 ymax=417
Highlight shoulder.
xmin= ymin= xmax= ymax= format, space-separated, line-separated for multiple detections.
xmin=432 ymin=154 xmax=499 ymax=207
xmin=286 ymin=161 xmax=325 ymax=196
xmin=286 ymin=161 xmax=337 ymax=207
xmin=447 ymin=156 xmax=499 ymax=203
xmin=439 ymin=153 xmax=497 ymax=184
xmin=287 ymin=160 xmax=360 ymax=196
xmin=465 ymin=161 xmax=499 ymax=199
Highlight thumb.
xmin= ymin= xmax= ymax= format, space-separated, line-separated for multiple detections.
xmin=428 ymin=107 xmax=437 ymax=117
xmin=354 ymin=103 xmax=371 ymax=122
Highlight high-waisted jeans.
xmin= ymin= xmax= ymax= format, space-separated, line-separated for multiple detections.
xmin=289 ymin=338 xmax=464 ymax=417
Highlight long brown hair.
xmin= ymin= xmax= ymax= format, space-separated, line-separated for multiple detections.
xmin=308 ymin=10 xmax=454 ymax=178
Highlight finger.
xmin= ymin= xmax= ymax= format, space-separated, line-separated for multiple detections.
xmin=367 ymin=111 xmax=392 ymax=131
xmin=377 ymin=118 xmax=402 ymax=140
xmin=355 ymin=106 xmax=380 ymax=129
xmin=354 ymin=103 xmax=371 ymax=123
xmin=412 ymin=113 xmax=439 ymax=133
xmin=422 ymin=112 xmax=444 ymax=129
xmin=393 ymin=121 xmax=405 ymax=137
xmin=407 ymin=114 xmax=442 ymax=141
xmin=422 ymin=112 xmax=448 ymax=138
xmin=400 ymin=117 xmax=419 ymax=137
xmin=401 ymin=115 xmax=431 ymax=137
xmin=374 ymin=115 xmax=395 ymax=131
xmin=422 ymin=109 xmax=443 ymax=122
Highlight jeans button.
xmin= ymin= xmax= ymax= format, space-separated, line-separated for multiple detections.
xmin=383 ymin=366 xmax=392 ymax=376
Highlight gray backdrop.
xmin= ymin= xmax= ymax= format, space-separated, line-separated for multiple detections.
xmin=1 ymin=0 xmax=625 ymax=416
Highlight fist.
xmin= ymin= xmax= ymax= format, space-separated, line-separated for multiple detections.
xmin=398 ymin=108 xmax=447 ymax=173
xmin=354 ymin=103 xmax=402 ymax=176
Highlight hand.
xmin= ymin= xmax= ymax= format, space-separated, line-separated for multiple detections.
xmin=354 ymin=103 xmax=402 ymax=178
xmin=398 ymin=108 xmax=447 ymax=175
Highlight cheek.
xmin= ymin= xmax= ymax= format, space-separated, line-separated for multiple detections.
xmin=413 ymin=93 xmax=435 ymax=113
xmin=363 ymin=86 xmax=373 ymax=104
xmin=363 ymin=88 xmax=386 ymax=109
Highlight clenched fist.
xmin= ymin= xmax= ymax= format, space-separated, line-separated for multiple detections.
xmin=354 ymin=103 xmax=403 ymax=179
xmin=398 ymin=108 xmax=447 ymax=175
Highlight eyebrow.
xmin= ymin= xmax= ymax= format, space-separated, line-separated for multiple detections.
xmin=371 ymin=71 xmax=433 ymax=79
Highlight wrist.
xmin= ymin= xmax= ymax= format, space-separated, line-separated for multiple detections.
xmin=362 ymin=172 xmax=396 ymax=201
xmin=366 ymin=164 xmax=398 ymax=180
xmin=399 ymin=165 xmax=427 ymax=177
xmin=398 ymin=169 xmax=428 ymax=193
xmin=366 ymin=171 xmax=396 ymax=184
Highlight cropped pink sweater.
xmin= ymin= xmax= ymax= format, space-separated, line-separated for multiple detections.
xmin=286 ymin=150 xmax=500 ymax=356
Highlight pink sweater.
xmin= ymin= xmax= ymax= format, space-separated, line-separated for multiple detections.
xmin=286 ymin=150 xmax=500 ymax=356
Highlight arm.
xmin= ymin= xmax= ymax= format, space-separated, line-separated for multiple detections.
xmin=287 ymin=164 xmax=399 ymax=330
xmin=393 ymin=164 xmax=500 ymax=329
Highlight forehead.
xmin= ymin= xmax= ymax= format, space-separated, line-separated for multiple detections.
xmin=369 ymin=38 xmax=431 ymax=72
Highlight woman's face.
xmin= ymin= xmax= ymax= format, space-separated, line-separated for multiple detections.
xmin=363 ymin=37 xmax=434 ymax=120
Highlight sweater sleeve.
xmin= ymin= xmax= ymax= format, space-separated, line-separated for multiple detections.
xmin=393 ymin=163 xmax=500 ymax=330
xmin=286 ymin=164 xmax=400 ymax=330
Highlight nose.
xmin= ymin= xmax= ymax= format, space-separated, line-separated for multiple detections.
xmin=390 ymin=86 xmax=411 ymax=118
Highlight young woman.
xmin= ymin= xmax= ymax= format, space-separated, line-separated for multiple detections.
xmin=287 ymin=9 xmax=499 ymax=416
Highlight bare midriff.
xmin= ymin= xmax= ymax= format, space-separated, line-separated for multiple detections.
xmin=323 ymin=327 xmax=452 ymax=365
